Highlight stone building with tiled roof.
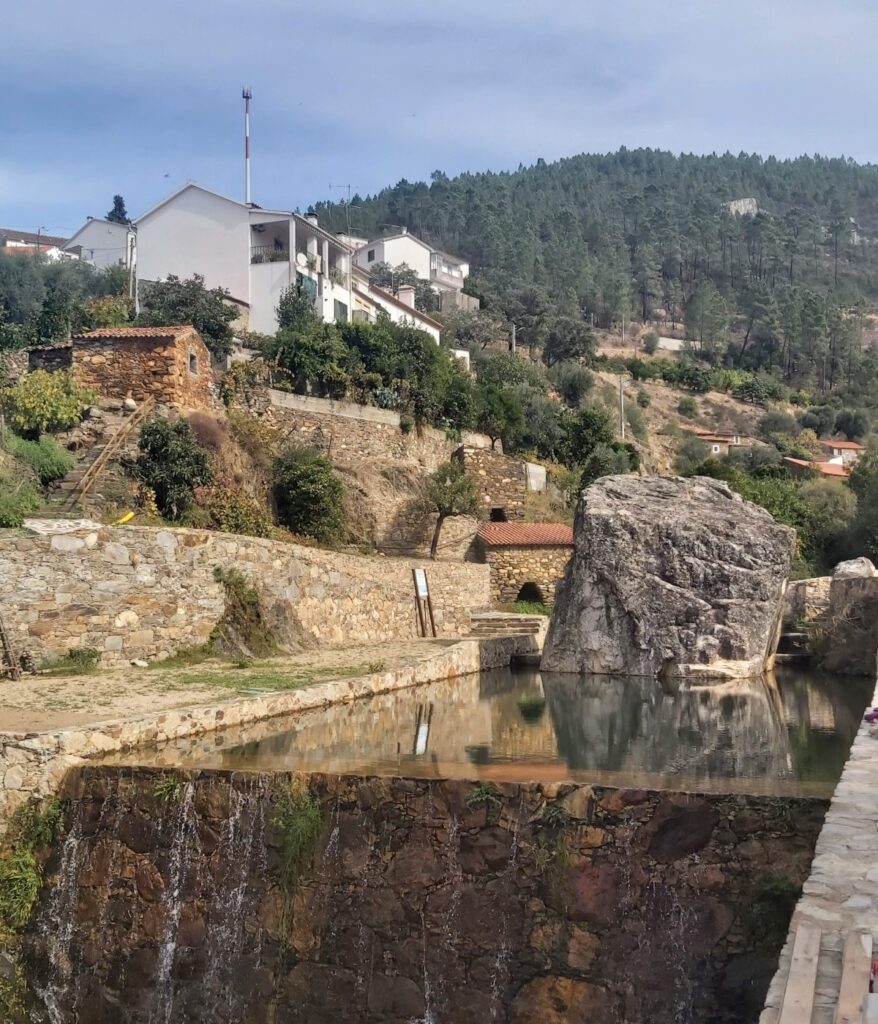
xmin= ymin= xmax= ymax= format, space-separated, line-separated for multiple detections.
xmin=475 ymin=522 xmax=574 ymax=606
xmin=28 ymin=326 xmax=213 ymax=411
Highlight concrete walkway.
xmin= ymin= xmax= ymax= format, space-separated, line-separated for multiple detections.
xmin=761 ymin=678 xmax=878 ymax=1023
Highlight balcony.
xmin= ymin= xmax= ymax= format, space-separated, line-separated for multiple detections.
xmin=251 ymin=245 xmax=290 ymax=265
xmin=430 ymin=266 xmax=464 ymax=290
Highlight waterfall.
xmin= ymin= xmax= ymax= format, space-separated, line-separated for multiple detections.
xmin=150 ymin=781 xmax=197 ymax=1024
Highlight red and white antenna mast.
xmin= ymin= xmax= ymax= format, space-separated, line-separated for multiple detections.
xmin=242 ymin=87 xmax=253 ymax=204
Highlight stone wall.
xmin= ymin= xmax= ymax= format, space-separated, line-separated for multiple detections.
xmin=0 ymin=526 xmax=490 ymax=667
xmin=783 ymin=576 xmax=831 ymax=626
xmin=71 ymin=331 xmax=214 ymax=410
xmin=818 ymin=575 xmax=878 ymax=676
xmin=456 ymin=445 xmax=529 ymax=520
xmin=28 ymin=344 xmax=73 ymax=374
xmin=26 ymin=768 xmax=827 ymax=1024
xmin=264 ymin=389 xmax=491 ymax=470
xmin=481 ymin=543 xmax=572 ymax=605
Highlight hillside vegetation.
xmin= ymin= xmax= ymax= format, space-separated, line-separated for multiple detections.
xmin=316 ymin=149 xmax=878 ymax=405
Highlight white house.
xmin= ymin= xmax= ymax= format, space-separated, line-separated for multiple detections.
xmin=63 ymin=218 xmax=133 ymax=269
xmin=0 ymin=228 xmax=69 ymax=260
xmin=354 ymin=228 xmax=477 ymax=311
xmin=133 ymin=183 xmax=356 ymax=335
xmin=351 ymin=268 xmax=441 ymax=343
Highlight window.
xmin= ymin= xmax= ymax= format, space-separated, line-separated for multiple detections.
xmin=367 ymin=249 xmax=375 ymax=262
xmin=490 ymin=507 xmax=508 ymax=522
xmin=188 ymin=352 xmax=198 ymax=375
xmin=333 ymin=300 xmax=348 ymax=322
xmin=712 ymin=444 xmax=721 ymax=454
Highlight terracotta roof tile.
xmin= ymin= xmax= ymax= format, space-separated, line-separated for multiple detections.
xmin=74 ymin=326 xmax=196 ymax=340
xmin=822 ymin=439 xmax=865 ymax=450
xmin=783 ymin=457 xmax=850 ymax=478
xmin=477 ymin=522 xmax=574 ymax=547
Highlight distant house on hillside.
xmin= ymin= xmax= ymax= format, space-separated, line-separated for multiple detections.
xmin=784 ymin=457 xmax=850 ymax=480
xmin=28 ymin=326 xmax=213 ymax=411
xmin=350 ymin=268 xmax=442 ymax=343
xmin=694 ymin=429 xmax=751 ymax=456
xmin=354 ymin=229 xmax=478 ymax=312
xmin=0 ymin=227 xmax=69 ymax=260
xmin=819 ymin=439 xmax=864 ymax=466
xmin=63 ymin=218 xmax=133 ymax=269
xmin=723 ymin=198 xmax=759 ymax=217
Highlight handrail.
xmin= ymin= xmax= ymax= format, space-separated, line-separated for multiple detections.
xmin=63 ymin=397 xmax=155 ymax=511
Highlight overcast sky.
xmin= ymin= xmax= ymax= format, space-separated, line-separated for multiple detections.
xmin=2 ymin=0 xmax=875 ymax=236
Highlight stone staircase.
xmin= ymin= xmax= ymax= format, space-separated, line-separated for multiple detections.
xmin=44 ymin=400 xmax=154 ymax=516
xmin=469 ymin=611 xmax=547 ymax=638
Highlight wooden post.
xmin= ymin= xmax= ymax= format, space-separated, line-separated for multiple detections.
xmin=0 ymin=612 xmax=22 ymax=682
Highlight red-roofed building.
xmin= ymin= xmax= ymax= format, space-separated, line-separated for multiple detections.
xmin=28 ymin=326 xmax=214 ymax=410
xmin=819 ymin=439 xmax=865 ymax=466
xmin=475 ymin=521 xmax=574 ymax=606
xmin=783 ymin=457 xmax=850 ymax=479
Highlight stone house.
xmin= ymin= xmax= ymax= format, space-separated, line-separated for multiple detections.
xmin=455 ymin=445 xmax=547 ymax=521
xmin=475 ymin=522 xmax=574 ymax=606
xmin=28 ymin=326 xmax=214 ymax=410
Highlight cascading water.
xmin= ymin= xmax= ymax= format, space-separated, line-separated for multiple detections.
xmin=25 ymin=766 xmax=811 ymax=1024
xmin=150 ymin=780 xmax=197 ymax=1024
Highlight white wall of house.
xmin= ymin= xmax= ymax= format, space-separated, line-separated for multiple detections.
xmin=352 ymin=280 xmax=440 ymax=343
xmin=64 ymin=219 xmax=131 ymax=268
xmin=356 ymin=235 xmax=432 ymax=279
xmin=136 ymin=186 xmax=251 ymax=304
xmin=250 ymin=260 xmax=293 ymax=334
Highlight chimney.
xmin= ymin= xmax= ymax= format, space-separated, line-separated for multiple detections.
xmin=306 ymin=213 xmax=319 ymax=227
xmin=397 ymin=285 xmax=416 ymax=309
xmin=401 ymin=226 xmax=408 ymax=235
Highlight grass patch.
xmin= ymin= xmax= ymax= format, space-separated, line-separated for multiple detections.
xmin=168 ymin=662 xmax=374 ymax=693
xmin=145 ymin=646 xmax=211 ymax=671
xmin=153 ymin=776 xmax=184 ymax=803
xmin=1 ymin=432 xmax=74 ymax=485
xmin=37 ymin=647 xmax=101 ymax=676
xmin=510 ymin=600 xmax=552 ymax=616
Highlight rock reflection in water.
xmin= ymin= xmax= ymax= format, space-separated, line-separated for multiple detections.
xmin=109 ymin=667 xmax=871 ymax=798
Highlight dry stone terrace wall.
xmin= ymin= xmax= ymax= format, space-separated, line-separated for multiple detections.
xmin=0 ymin=526 xmax=491 ymax=666
xmin=26 ymin=767 xmax=828 ymax=1024
xmin=482 ymin=544 xmax=572 ymax=605
xmin=263 ymin=389 xmax=490 ymax=471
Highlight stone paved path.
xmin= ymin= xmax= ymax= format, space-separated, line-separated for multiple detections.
xmin=761 ymin=677 xmax=878 ymax=1023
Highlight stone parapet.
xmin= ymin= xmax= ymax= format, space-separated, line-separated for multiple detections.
xmin=0 ymin=634 xmax=535 ymax=824
xmin=0 ymin=525 xmax=491 ymax=667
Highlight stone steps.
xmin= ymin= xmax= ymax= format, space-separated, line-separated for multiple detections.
xmin=469 ymin=613 xmax=546 ymax=638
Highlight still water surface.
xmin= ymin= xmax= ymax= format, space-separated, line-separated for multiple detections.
xmin=115 ymin=665 xmax=872 ymax=797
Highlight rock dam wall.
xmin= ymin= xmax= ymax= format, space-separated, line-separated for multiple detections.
xmin=0 ymin=526 xmax=490 ymax=666
xmin=24 ymin=767 xmax=827 ymax=1024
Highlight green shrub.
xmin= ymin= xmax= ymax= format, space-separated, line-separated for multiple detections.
xmin=0 ymin=476 xmax=41 ymax=527
xmin=131 ymin=419 xmax=212 ymax=520
xmin=1 ymin=432 xmax=74 ymax=484
xmin=271 ymin=783 xmax=322 ymax=902
xmin=195 ymin=483 xmax=274 ymax=538
xmin=675 ymin=435 xmax=710 ymax=473
xmin=210 ymin=567 xmax=277 ymax=658
xmin=636 ymin=389 xmax=651 ymax=408
xmin=39 ymin=647 xmax=101 ymax=675
xmin=641 ymin=331 xmax=660 ymax=355
xmin=271 ymin=444 xmax=345 ymax=544
xmin=677 ymin=395 xmax=699 ymax=418
xmin=625 ymin=404 xmax=648 ymax=441
xmin=399 ymin=412 xmax=414 ymax=434
xmin=0 ymin=799 xmax=63 ymax=936
xmin=0 ymin=371 xmax=95 ymax=437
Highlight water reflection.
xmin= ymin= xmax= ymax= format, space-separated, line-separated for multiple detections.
xmin=111 ymin=667 xmax=872 ymax=798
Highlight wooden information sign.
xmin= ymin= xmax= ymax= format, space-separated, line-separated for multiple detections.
xmin=412 ymin=567 xmax=437 ymax=638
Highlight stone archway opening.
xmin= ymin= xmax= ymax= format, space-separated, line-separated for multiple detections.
xmin=516 ymin=582 xmax=545 ymax=604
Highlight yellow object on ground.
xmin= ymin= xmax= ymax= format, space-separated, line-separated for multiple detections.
xmin=113 ymin=511 xmax=135 ymax=526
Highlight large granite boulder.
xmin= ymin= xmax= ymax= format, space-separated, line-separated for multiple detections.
xmin=541 ymin=475 xmax=795 ymax=679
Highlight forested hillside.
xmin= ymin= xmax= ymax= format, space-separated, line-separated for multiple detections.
xmin=315 ymin=149 xmax=878 ymax=396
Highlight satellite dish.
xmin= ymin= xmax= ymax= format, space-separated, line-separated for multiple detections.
xmin=295 ymin=252 xmax=308 ymax=268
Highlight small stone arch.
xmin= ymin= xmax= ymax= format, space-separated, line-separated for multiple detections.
xmin=516 ymin=582 xmax=545 ymax=604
